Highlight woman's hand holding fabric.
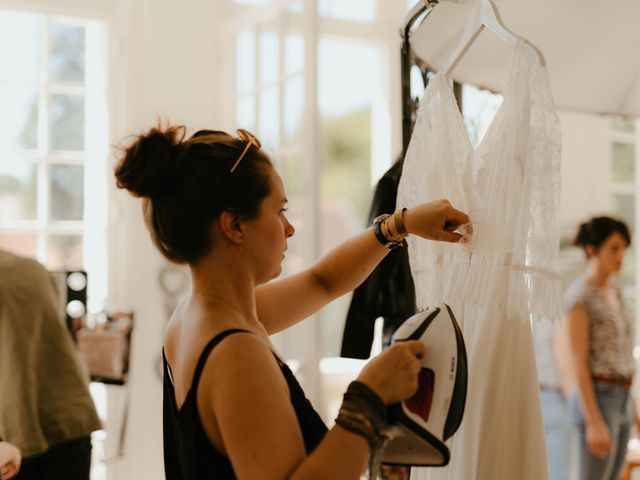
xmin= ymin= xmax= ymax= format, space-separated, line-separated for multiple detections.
xmin=405 ymin=199 xmax=470 ymax=243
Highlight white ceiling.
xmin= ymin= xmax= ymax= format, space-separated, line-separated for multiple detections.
xmin=410 ymin=0 xmax=640 ymax=116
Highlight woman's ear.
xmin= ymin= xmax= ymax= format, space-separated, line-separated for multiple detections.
xmin=218 ymin=210 xmax=244 ymax=244
xmin=585 ymin=244 xmax=596 ymax=258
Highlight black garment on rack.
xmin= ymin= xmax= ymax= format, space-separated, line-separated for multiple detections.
xmin=163 ymin=329 xmax=328 ymax=479
xmin=340 ymin=160 xmax=416 ymax=359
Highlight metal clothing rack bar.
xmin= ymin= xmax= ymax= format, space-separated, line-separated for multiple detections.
xmin=401 ymin=1 xmax=438 ymax=155
xmin=401 ymin=0 xmax=463 ymax=156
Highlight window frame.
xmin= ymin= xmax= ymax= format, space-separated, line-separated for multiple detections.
xmin=609 ymin=117 xmax=640 ymax=333
xmin=225 ymin=0 xmax=406 ymax=413
xmin=0 ymin=3 xmax=110 ymax=309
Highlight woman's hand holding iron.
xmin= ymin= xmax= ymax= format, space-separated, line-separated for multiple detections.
xmin=357 ymin=341 xmax=425 ymax=404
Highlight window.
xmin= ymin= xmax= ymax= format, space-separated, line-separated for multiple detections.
xmin=318 ymin=38 xmax=381 ymax=356
xmin=0 ymin=9 xmax=109 ymax=479
xmin=461 ymin=85 xmax=503 ymax=149
xmin=231 ymin=7 xmax=389 ymax=359
xmin=233 ymin=0 xmax=270 ymax=5
xmin=232 ymin=0 xmax=377 ymax=21
xmin=232 ymin=9 xmax=311 ymax=361
xmin=405 ymin=69 xmax=504 ymax=151
xmin=228 ymin=0 xmax=400 ymax=419
xmin=610 ymin=117 xmax=637 ymax=319
xmin=0 ymin=10 xmax=108 ymax=309
xmin=318 ymin=0 xmax=376 ymax=23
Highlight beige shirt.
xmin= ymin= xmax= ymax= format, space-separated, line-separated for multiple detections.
xmin=0 ymin=250 xmax=101 ymax=457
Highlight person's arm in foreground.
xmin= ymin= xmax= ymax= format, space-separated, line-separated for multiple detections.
xmin=257 ymin=200 xmax=469 ymax=334
xmin=200 ymin=332 xmax=424 ymax=480
xmin=566 ymin=306 xmax=612 ymax=458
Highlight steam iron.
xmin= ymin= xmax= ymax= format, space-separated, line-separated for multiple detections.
xmin=380 ymin=304 xmax=468 ymax=467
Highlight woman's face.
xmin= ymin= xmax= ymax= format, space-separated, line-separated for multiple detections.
xmin=590 ymin=231 xmax=628 ymax=275
xmin=242 ymin=167 xmax=295 ymax=283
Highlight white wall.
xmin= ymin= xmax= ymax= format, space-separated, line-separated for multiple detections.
xmin=106 ymin=0 xmax=224 ymax=477
xmin=558 ymin=110 xmax=613 ymax=233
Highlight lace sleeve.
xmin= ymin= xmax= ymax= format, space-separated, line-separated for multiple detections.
xmin=507 ymin=51 xmax=562 ymax=322
xmin=397 ymin=77 xmax=473 ymax=310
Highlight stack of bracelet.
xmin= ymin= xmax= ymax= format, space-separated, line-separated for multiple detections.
xmin=335 ymin=380 xmax=387 ymax=450
xmin=373 ymin=208 xmax=408 ymax=250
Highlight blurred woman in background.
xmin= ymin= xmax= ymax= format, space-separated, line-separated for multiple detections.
xmin=564 ymin=216 xmax=637 ymax=480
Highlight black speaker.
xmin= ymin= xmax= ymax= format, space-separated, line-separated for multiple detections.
xmin=49 ymin=270 xmax=88 ymax=340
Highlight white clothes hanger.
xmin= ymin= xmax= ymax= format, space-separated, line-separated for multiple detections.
xmin=441 ymin=0 xmax=535 ymax=77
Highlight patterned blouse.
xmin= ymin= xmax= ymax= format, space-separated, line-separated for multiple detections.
xmin=563 ymin=276 xmax=635 ymax=379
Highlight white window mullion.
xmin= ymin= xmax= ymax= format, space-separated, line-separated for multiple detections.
xmin=611 ymin=184 xmax=635 ymax=196
xmin=46 ymin=153 xmax=85 ymax=164
xmin=84 ymin=19 xmax=109 ymax=311
xmin=48 ymin=83 xmax=87 ymax=95
xmin=277 ymin=11 xmax=285 ymax=155
xmin=254 ymin=25 xmax=261 ymax=136
xmin=611 ymin=130 xmax=635 ymax=145
xmin=43 ymin=14 xmax=51 ymax=158
xmin=37 ymin=14 xmax=52 ymax=262
xmin=300 ymin=0 xmax=322 ymax=411
xmin=37 ymin=148 xmax=48 ymax=219
xmin=635 ymin=118 xmax=640 ymax=330
xmin=0 ymin=9 xmax=107 ymax=274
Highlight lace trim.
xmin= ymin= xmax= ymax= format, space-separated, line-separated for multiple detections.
xmin=398 ymin=39 xmax=562 ymax=322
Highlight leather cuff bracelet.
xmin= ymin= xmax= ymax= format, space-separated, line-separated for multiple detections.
xmin=373 ymin=214 xmax=404 ymax=250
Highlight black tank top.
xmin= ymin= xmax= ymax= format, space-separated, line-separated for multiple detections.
xmin=163 ymin=329 xmax=328 ymax=479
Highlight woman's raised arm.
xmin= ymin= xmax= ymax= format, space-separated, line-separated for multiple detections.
xmin=257 ymin=200 xmax=469 ymax=334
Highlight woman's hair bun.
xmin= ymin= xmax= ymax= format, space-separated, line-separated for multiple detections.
xmin=574 ymin=221 xmax=591 ymax=248
xmin=115 ymin=124 xmax=186 ymax=198
xmin=573 ymin=216 xmax=631 ymax=253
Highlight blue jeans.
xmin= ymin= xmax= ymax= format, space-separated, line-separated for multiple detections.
xmin=570 ymin=383 xmax=632 ymax=480
xmin=541 ymin=389 xmax=574 ymax=480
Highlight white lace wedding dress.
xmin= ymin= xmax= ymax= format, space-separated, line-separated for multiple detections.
xmin=399 ymin=39 xmax=561 ymax=480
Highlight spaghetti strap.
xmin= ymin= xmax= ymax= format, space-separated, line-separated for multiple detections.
xmin=191 ymin=329 xmax=250 ymax=392
xmin=163 ymin=327 xmax=327 ymax=479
